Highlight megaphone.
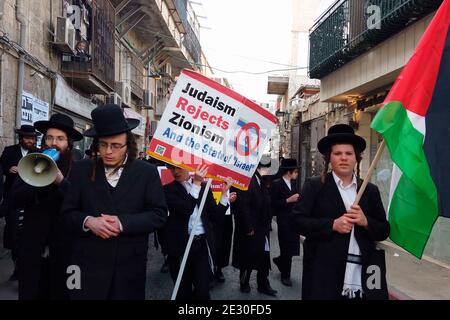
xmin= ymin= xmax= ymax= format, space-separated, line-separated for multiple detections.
xmin=18 ymin=148 xmax=60 ymax=187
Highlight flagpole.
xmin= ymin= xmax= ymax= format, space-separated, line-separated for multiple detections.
xmin=171 ymin=177 xmax=213 ymax=300
xmin=354 ymin=140 xmax=386 ymax=205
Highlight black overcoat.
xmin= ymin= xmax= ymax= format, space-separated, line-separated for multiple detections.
xmin=162 ymin=180 xmax=227 ymax=263
xmin=12 ymin=176 xmax=71 ymax=300
xmin=293 ymin=173 xmax=390 ymax=300
xmin=61 ymin=159 xmax=168 ymax=300
xmin=270 ymin=178 xmax=300 ymax=257
xmin=232 ymin=173 xmax=272 ymax=270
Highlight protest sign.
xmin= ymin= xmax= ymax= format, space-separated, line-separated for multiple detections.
xmin=148 ymin=69 xmax=277 ymax=190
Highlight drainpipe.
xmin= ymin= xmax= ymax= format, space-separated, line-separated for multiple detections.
xmin=0 ymin=0 xmax=5 ymax=20
xmin=15 ymin=0 xmax=27 ymax=138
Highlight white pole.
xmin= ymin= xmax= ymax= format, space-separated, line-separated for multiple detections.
xmin=171 ymin=178 xmax=213 ymax=300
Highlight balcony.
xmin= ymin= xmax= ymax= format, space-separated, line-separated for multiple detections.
xmin=173 ymin=0 xmax=201 ymax=64
xmin=267 ymin=75 xmax=289 ymax=95
xmin=309 ymin=0 xmax=443 ymax=79
xmin=61 ymin=0 xmax=115 ymax=94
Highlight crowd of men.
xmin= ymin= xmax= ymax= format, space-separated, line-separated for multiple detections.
xmin=0 ymin=104 xmax=390 ymax=300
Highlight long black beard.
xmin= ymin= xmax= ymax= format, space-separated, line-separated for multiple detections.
xmin=56 ymin=149 xmax=73 ymax=177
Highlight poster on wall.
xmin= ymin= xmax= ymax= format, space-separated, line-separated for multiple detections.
xmin=20 ymin=91 xmax=50 ymax=125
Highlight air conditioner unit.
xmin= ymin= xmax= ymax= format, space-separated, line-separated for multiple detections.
xmin=108 ymin=92 xmax=122 ymax=106
xmin=120 ymin=82 xmax=132 ymax=106
xmin=143 ymin=90 xmax=154 ymax=109
xmin=54 ymin=17 xmax=76 ymax=54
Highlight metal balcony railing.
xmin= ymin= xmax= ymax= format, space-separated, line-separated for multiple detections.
xmin=309 ymin=0 xmax=443 ymax=79
xmin=174 ymin=0 xmax=201 ymax=64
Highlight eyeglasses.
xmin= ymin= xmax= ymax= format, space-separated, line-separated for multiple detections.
xmin=98 ymin=141 xmax=127 ymax=152
xmin=45 ymin=135 xmax=67 ymax=143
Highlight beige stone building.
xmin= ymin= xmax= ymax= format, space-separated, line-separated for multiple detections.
xmin=0 ymin=0 xmax=205 ymax=153
xmin=309 ymin=0 xmax=450 ymax=273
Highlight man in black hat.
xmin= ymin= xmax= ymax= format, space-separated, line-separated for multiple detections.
xmin=11 ymin=114 xmax=83 ymax=300
xmin=231 ymin=155 xmax=278 ymax=297
xmin=293 ymin=124 xmax=390 ymax=300
xmin=61 ymin=104 xmax=168 ymax=300
xmin=0 ymin=124 xmax=40 ymax=281
xmin=270 ymin=158 xmax=300 ymax=287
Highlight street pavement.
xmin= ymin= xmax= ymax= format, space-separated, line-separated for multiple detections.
xmin=0 ymin=217 xmax=303 ymax=300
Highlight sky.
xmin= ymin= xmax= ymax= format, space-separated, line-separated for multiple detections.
xmin=198 ymin=0 xmax=335 ymax=104
xmin=199 ymin=0 xmax=293 ymax=103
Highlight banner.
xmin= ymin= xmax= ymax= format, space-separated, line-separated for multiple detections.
xmin=148 ymin=69 xmax=277 ymax=190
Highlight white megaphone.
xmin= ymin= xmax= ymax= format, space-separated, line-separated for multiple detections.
xmin=18 ymin=148 xmax=60 ymax=187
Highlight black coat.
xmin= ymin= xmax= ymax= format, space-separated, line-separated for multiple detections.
xmin=0 ymin=144 xmax=23 ymax=196
xmin=1 ymin=145 xmax=32 ymax=249
xmin=293 ymin=173 xmax=390 ymax=300
xmin=61 ymin=159 xmax=168 ymax=300
xmin=162 ymin=180 xmax=227 ymax=262
xmin=270 ymin=178 xmax=300 ymax=257
xmin=12 ymin=175 xmax=71 ymax=300
xmin=232 ymin=173 xmax=272 ymax=270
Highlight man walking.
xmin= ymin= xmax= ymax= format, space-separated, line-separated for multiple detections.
xmin=12 ymin=114 xmax=83 ymax=299
xmin=62 ymin=104 xmax=168 ymax=300
xmin=0 ymin=125 xmax=39 ymax=281
xmin=271 ymin=158 xmax=301 ymax=286
xmin=163 ymin=163 xmax=231 ymax=300
xmin=232 ymin=156 xmax=278 ymax=296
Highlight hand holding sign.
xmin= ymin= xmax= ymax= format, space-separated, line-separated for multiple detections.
xmin=193 ymin=164 xmax=208 ymax=186
xmin=147 ymin=69 xmax=277 ymax=190
xmin=220 ymin=177 xmax=233 ymax=194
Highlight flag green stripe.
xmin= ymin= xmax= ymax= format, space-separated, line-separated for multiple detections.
xmin=371 ymin=101 xmax=438 ymax=258
xmin=389 ymin=174 xmax=438 ymax=258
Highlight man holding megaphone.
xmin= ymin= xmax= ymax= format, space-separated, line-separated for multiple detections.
xmin=11 ymin=113 xmax=83 ymax=300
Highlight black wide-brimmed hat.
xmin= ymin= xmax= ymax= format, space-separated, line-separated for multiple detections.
xmin=280 ymin=158 xmax=299 ymax=169
xmin=84 ymin=104 xmax=140 ymax=138
xmin=15 ymin=125 xmax=40 ymax=136
xmin=318 ymin=124 xmax=366 ymax=154
xmin=34 ymin=113 xmax=83 ymax=141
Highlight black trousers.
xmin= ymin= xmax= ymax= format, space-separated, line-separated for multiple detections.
xmin=168 ymin=235 xmax=213 ymax=300
xmin=274 ymin=254 xmax=293 ymax=279
xmin=239 ymin=252 xmax=271 ymax=289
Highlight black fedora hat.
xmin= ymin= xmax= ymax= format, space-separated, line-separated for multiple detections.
xmin=34 ymin=113 xmax=83 ymax=141
xmin=15 ymin=124 xmax=40 ymax=136
xmin=84 ymin=104 xmax=140 ymax=138
xmin=280 ymin=158 xmax=299 ymax=169
xmin=318 ymin=124 xmax=366 ymax=154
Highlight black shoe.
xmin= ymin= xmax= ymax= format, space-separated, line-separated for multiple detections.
xmin=258 ymin=286 xmax=278 ymax=297
xmin=240 ymin=283 xmax=251 ymax=293
xmin=281 ymin=277 xmax=292 ymax=287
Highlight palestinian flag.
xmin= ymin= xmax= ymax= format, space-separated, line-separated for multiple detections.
xmin=371 ymin=0 xmax=450 ymax=259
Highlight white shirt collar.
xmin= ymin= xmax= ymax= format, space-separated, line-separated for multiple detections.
xmin=104 ymin=155 xmax=128 ymax=187
xmin=332 ymin=171 xmax=357 ymax=190
xmin=20 ymin=146 xmax=28 ymax=157
xmin=282 ymin=176 xmax=291 ymax=190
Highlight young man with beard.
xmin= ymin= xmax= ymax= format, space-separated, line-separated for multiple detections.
xmin=11 ymin=114 xmax=83 ymax=300
xmin=62 ymin=104 xmax=167 ymax=300
xmin=0 ymin=125 xmax=40 ymax=281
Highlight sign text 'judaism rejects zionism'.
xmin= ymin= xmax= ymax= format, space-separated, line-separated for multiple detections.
xmin=147 ymin=69 xmax=277 ymax=190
